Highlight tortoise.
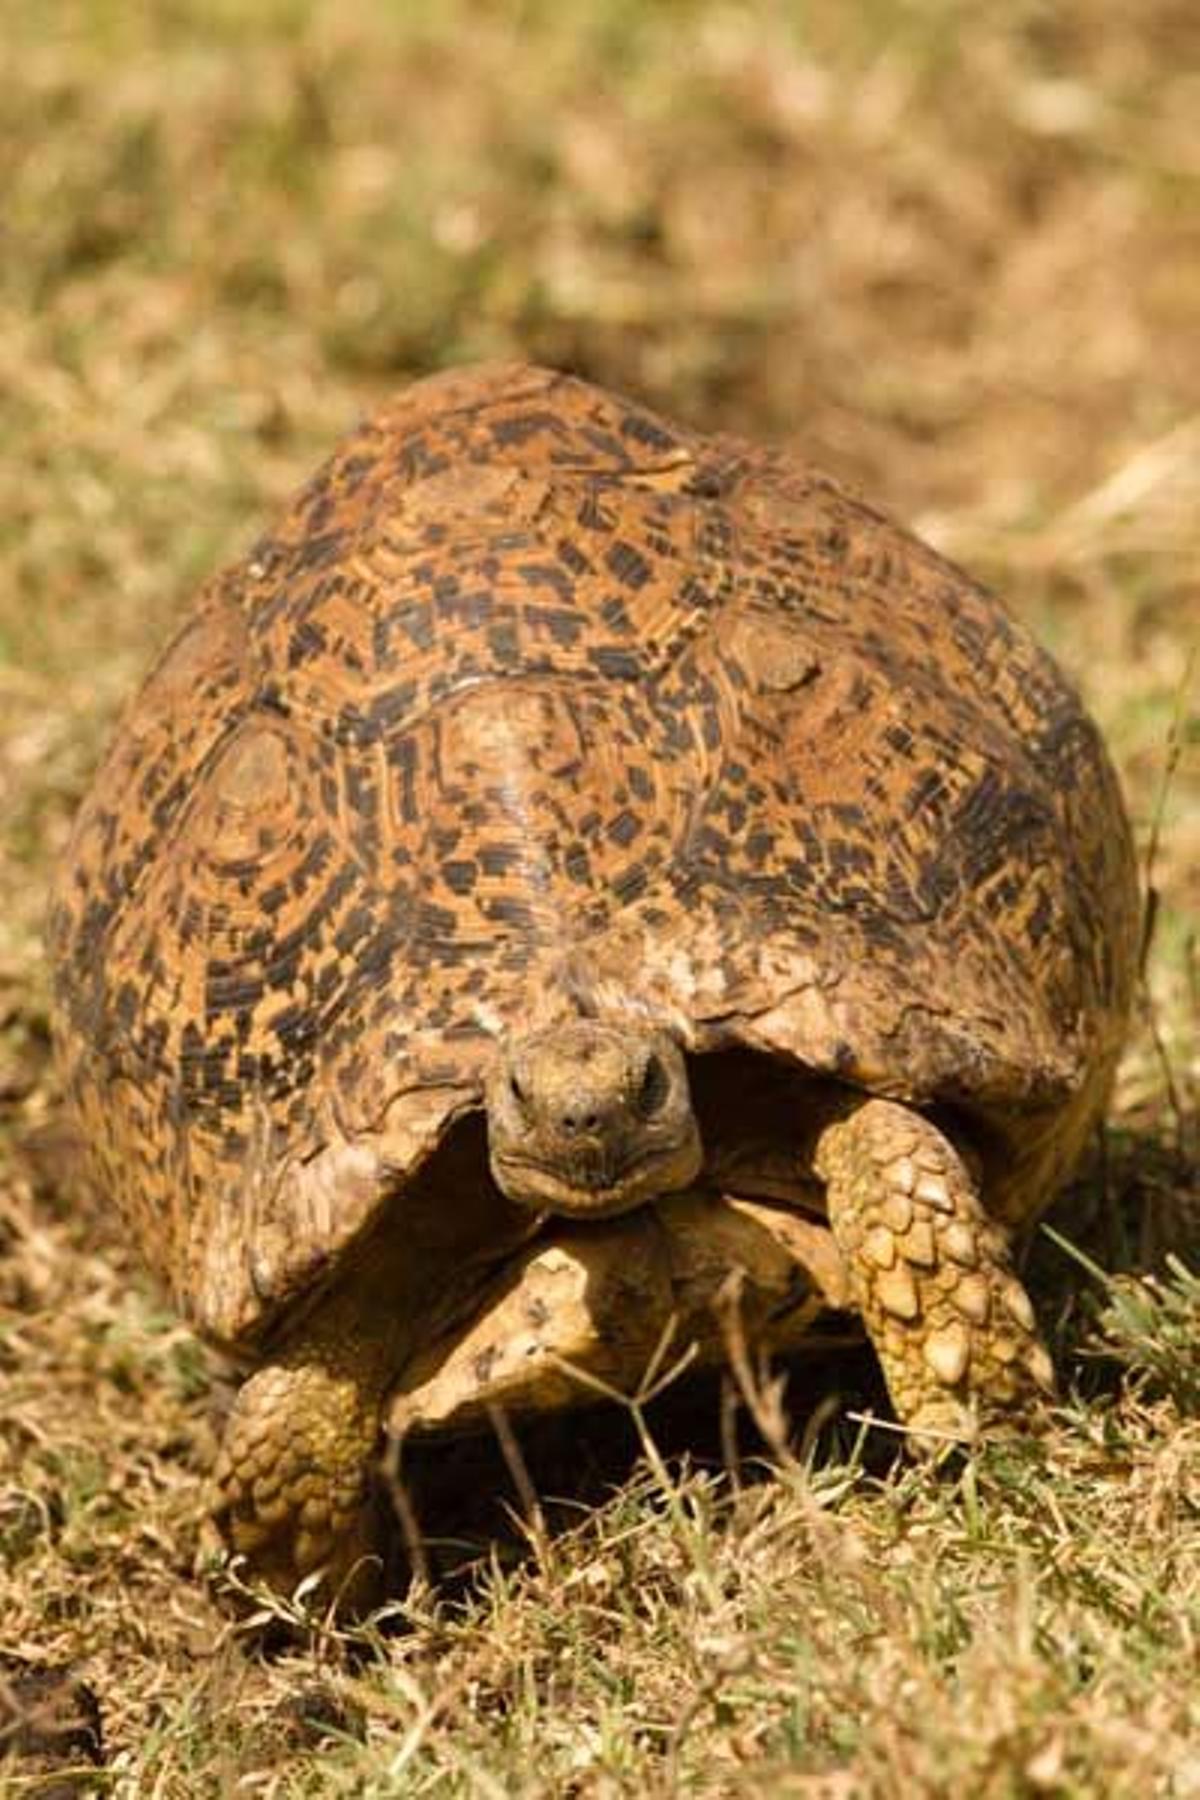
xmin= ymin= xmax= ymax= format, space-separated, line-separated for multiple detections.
xmin=49 ymin=362 xmax=1139 ymax=1603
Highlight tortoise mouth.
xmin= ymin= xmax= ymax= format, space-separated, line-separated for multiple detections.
xmin=489 ymin=1131 xmax=703 ymax=1219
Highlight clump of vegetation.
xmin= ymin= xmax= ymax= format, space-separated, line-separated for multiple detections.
xmin=1092 ymin=1256 xmax=1200 ymax=1415
xmin=1 ymin=1 xmax=1196 ymax=1792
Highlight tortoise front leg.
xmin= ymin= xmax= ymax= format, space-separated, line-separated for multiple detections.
xmin=210 ymin=1292 xmax=399 ymax=1609
xmin=812 ymin=1097 xmax=1055 ymax=1440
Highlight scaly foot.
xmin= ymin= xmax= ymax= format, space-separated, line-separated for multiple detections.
xmin=210 ymin=1295 xmax=399 ymax=1609
xmin=813 ymin=1097 xmax=1055 ymax=1442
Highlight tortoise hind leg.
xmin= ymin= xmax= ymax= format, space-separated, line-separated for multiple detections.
xmin=812 ymin=1097 xmax=1055 ymax=1440
xmin=210 ymin=1292 xmax=399 ymax=1609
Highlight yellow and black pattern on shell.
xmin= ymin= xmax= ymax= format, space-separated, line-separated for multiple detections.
xmin=49 ymin=365 xmax=1140 ymax=1346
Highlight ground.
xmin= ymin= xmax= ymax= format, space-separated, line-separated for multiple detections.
xmin=1 ymin=2 xmax=1197 ymax=1794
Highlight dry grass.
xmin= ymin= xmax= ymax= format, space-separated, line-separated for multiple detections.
xmin=1 ymin=1 xmax=1197 ymax=1793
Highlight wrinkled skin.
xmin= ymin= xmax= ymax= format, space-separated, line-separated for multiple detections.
xmin=486 ymin=1020 xmax=702 ymax=1216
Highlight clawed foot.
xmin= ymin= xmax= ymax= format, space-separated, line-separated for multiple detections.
xmin=208 ymin=1358 xmax=388 ymax=1612
xmin=816 ymin=1097 xmax=1057 ymax=1450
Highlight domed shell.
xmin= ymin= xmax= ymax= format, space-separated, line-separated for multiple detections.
xmin=50 ymin=364 xmax=1139 ymax=1347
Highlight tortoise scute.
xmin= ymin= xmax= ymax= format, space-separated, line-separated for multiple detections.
xmin=50 ymin=363 xmax=1138 ymax=1350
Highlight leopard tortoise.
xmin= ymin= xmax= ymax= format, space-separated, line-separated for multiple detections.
xmin=50 ymin=363 xmax=1139 ymax=1603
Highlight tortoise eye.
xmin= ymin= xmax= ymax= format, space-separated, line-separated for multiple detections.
xmin=509 ymin=1071 xmax=527 ymax=1107
xmin=635 ymin=1053 xmax=669 ymax=1118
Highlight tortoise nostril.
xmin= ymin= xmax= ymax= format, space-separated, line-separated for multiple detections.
xmin=561 ymin=1109 xmax=600 ymax=1134
xmin=557 ymin=1101 xmax=600 ymax=1130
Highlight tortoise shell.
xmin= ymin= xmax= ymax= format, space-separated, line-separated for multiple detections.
xmin=49 ymin=364 xmax=1139 ymax=1348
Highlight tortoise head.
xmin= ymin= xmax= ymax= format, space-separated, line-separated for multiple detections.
xmin=485 ymin=1020 xmax=702 ymax=1217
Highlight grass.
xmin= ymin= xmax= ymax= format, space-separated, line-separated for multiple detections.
xmin=1 ymin=0 xmax=1197 ymax=1792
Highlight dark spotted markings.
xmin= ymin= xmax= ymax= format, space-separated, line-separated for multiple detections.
xmin=48 ymin=362 xmax=1140 ymax=1344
